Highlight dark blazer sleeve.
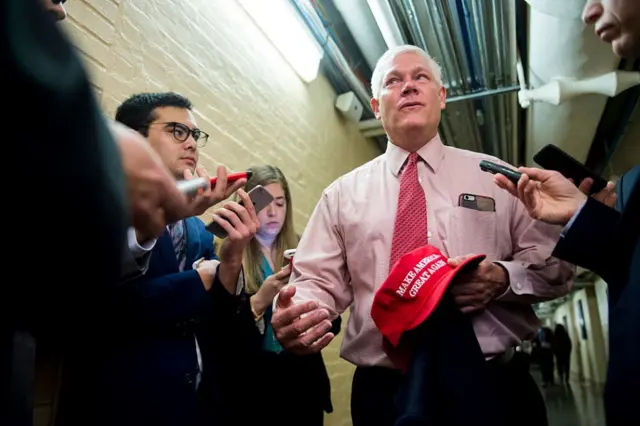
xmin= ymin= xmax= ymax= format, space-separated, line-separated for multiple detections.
xmin=198 ymin=217 xmax=257 ymax=347
xmin=4 ymin=2 xmax=127 ymax=423
xmin=553 ymin=166 xmax=640 ymax=291
xmin=616 ymin=165 xmax=640 ymax=212
xmin=5 ymin=0 xmax=127 ymax=333
xmin=123 ymin=270 xmax=210 ymax=326
xmin=553 ymin=198 xmax=621 ymax=284
xmin=120 ymin=220 xmax=218 ymax=326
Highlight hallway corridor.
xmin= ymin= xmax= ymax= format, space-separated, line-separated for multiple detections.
xmin=532 ymin=368 xmax=606 ymax=426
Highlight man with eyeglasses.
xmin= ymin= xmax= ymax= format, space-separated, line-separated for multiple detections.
xmin=52 ymin=92 xmax=261 ymax=426
xmin=41 ymin=0 xmax=248 ymax=279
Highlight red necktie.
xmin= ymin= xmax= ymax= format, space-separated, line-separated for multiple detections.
xmin=390 ymin=152 xmax=428 ymax=268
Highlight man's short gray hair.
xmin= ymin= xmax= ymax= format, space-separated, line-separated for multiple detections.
xmin=370 ymin=45 xmax=443 ymax=99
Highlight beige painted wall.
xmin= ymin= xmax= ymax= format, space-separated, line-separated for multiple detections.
xmin=593 ymin=279 xmax=610 ymax=360
xmin=553 ymin=287 xmax=608 ymax=385
xmin=552 ymin=301 xmax=584 ymax=380
xmin=38 ymin=1 xmax=380 ymax=425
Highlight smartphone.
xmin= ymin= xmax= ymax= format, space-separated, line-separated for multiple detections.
xmin=176 ymin=171 xmax=253 ymax=197
xmin=479 ymin=160 xmax=522 ymax=184
xmin=283 ymin=249 xmax=296 ymax=267
xmin=458 ymin=193 xmax=496 ymax=212
xmin=206 ymin=185 xmax=274 ymax=238
xmin=533 ymin=144 xmax=607 ymax=194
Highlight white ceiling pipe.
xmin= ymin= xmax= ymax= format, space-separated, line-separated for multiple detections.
xmin=524 ymin=0 xmax=621 ymax=164
xmin=519 ymin=71 xmax=640 ymax=108
xmin=366 ymin=0 xmax=404 ymax=48
xmin=333 ymin=0 xmax=388 ymax=70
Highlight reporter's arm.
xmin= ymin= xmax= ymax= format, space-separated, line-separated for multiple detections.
xmin=553 ymin=197 xmax=621 ymax=284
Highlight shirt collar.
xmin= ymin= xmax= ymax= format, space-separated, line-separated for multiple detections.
xmin=385 ymin=133 xmax=445 ymax=177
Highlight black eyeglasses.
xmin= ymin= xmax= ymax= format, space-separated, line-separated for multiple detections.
xmin=148 ymin=122 xmax=209 ymax=148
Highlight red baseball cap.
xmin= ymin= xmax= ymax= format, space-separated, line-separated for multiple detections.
xmin=371 ymin=245 xmax=485 ymax=348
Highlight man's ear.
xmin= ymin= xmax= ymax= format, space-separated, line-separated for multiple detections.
xmin=371 ymin=98 xmax=381 ymax=120
xmin=438 ymin=85 xmax=447 ymax=110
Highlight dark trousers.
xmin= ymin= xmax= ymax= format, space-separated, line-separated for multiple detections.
xmin=222 ymin=351 xmax=325 ymax=426
xmin=351 ymin=352 xmax=547 ymax=426
xmin=261 ymin=352 xmax=325 ymax=426
xmin=555 ymin=352 xmax=570 ymax=382
xmin=539 ymin=349 xmax=555 ymax=385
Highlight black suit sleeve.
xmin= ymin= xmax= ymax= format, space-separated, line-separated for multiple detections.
xmin=3 ymin=1 xmax=127 ymax=424
xmin=553 ymin=198 xmax=622 ymax=287
xmin=3 ymin=0 xmax=128 ymax=332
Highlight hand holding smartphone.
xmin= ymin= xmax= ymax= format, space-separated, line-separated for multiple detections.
xmin=206 ymin=185 xmax=274 ymax=238
xmin=176 ymin=171 xmax=253 ymax=197
xmin=533 ymin=144 xmax=607 ymax=195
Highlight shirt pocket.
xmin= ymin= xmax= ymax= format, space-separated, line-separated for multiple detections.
xmin=439 ymin=206 xmax=499 ymax=259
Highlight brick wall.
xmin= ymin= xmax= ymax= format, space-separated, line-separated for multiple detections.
xmin=63 ymin=0 xmax=379 ymax=236
xmin=48 ymin=1 xmax=378 ymax=425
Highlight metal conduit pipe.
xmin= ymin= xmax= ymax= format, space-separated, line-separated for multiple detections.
xmin=290 ymin=0 xmax=374 ymax=117
xmin=359 ymin=85 xmax=522 ymax=137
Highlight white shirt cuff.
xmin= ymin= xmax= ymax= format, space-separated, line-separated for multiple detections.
xmin=561 ymin=200 xmax=587 ymax=237
xmin=191 ymin=259 xmax=244 ymax=296
xmin=127 ymin=227 xmax=157 ymax=259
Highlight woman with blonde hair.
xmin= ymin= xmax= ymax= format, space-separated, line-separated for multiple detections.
xmin=222 ymin=164 xmax=339 ymax=426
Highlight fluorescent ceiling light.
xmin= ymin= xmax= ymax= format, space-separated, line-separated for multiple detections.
xmin=237 ymin=0 xmax=323 ymax=83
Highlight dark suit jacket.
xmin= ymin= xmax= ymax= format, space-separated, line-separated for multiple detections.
xmin=2 ymin=1 xmax=127 ymax=425
xmin=57 ymin=217 xmax=244 ymax=426
xmin=553 ymin=164 xmax=639 ymax=426
xmin=225 ymin=302 xmax=341 ymax=424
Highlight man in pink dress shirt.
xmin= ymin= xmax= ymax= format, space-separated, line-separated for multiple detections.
xmin=271 ymin=45 xmax=575 ymax=426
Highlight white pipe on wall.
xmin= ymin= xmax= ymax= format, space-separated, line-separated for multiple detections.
xmin=519 ymin=71 xmax=640 ymax=108
xmin=366 ymin=0 xmax=404 ymax=48
xmin=524 ymin=0 xmax=621 ymax=164
xmin=333 ymin=0 xmax=387 ymax=70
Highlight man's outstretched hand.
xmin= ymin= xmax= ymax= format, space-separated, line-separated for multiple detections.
xmin=271 ymin=286 xmax=334 ymax=355
xmin=494 ymin=167 xmax=616 ymax=226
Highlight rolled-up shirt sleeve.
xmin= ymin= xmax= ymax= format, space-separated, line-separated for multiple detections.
xmin=495 ymin=196 xmax=575 ymax=304
xmin=275 ymin=191 xmax=353 ymax=318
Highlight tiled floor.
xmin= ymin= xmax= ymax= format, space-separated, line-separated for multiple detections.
xmin=531 ymin=368 xmax=606 ymax=426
